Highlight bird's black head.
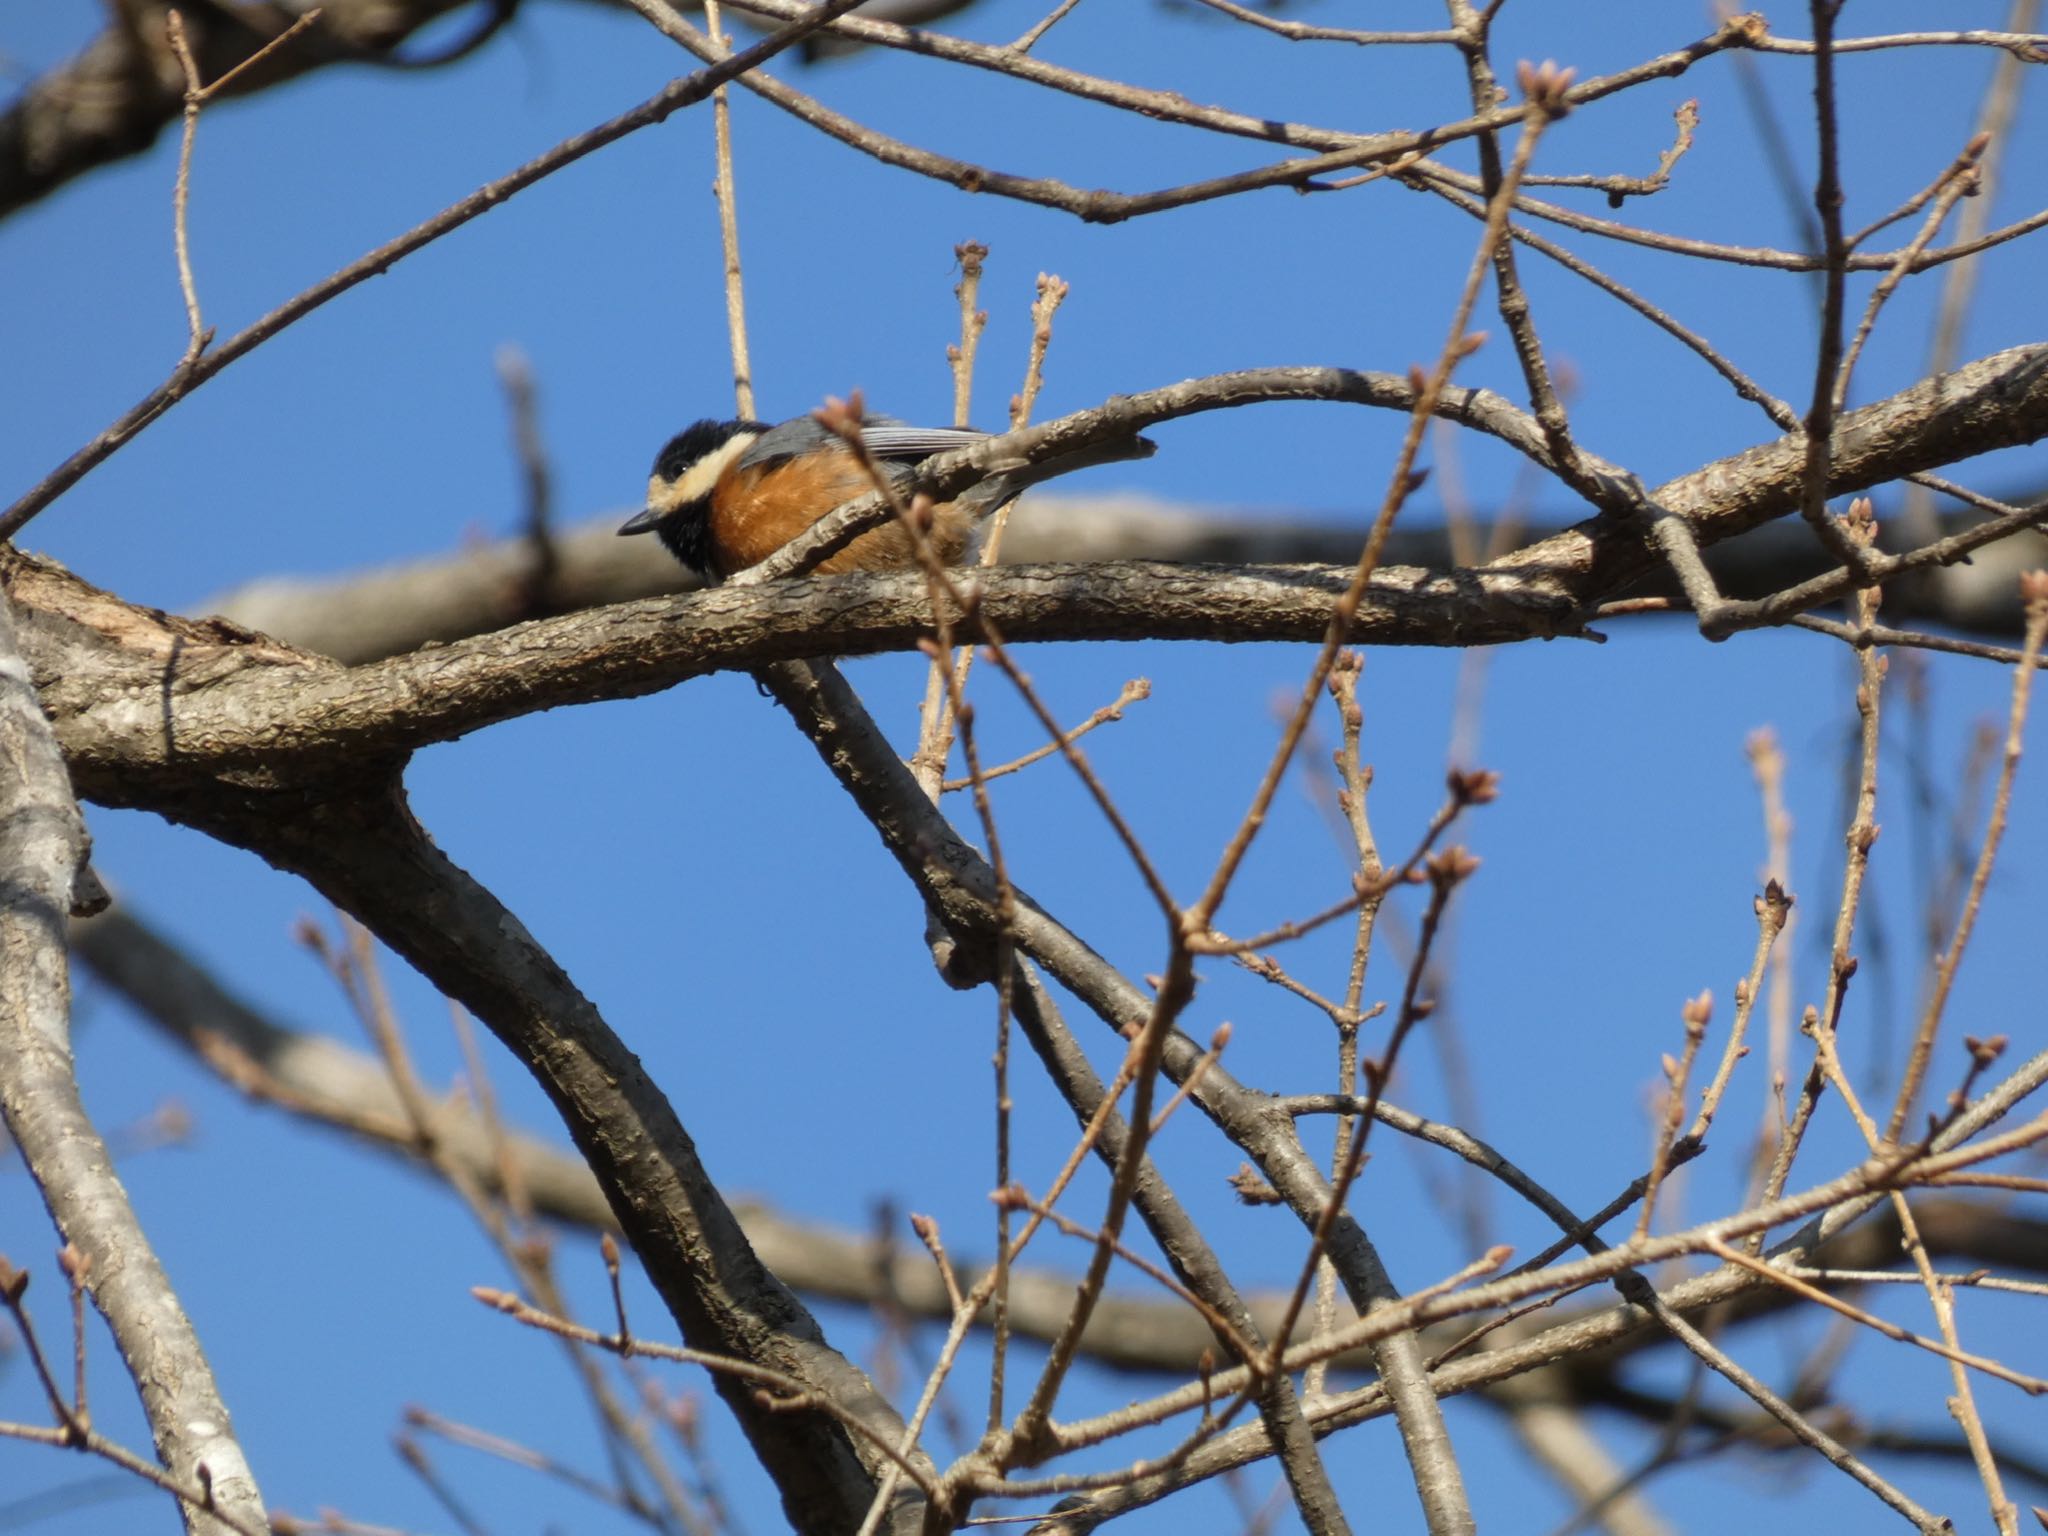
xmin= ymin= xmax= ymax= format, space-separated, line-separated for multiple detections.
xmin=619 ymin=416 xmax=767 ymax=577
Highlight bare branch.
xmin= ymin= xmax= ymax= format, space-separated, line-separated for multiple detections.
xmin=0 ymin=0 xmax=466 ymax=218
xmin=0 ymin=590 xmax=267 ymax=1536
xmin=0 ymin=0 xmax=871 ymax=543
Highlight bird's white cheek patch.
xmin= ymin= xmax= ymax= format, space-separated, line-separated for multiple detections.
xmin=677 ymin=434 xmax=758 ymax=506
xmin=645 ymin=432 xmax=758 ymax=518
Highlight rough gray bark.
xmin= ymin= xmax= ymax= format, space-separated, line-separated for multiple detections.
xmin=0 ymin=590 xmax=267 ymax=1536
xmin=202 ymin=486 xmax=2048 ymax=673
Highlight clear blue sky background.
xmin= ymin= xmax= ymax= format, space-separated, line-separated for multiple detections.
xmin=3 ymin=2 xmax=2045 ymax=1532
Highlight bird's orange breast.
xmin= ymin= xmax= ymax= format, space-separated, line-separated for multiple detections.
xmin=710 ymin=450 xmax=971 ymax=575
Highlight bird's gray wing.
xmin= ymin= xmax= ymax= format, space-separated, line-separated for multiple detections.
xmin=735 ymin=415 xmax=986 ymax=472
xmin=857 ymin=424 xmax=987 ymax=461
xmin=733 ymin=416 xmax=841 ymax=471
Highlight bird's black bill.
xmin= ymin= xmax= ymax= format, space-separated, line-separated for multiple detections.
xmin=617 ymin=508 xmax=661 ymax=536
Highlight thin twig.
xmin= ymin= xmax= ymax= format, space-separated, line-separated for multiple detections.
xmin=162 ymin=7 xmax=325 ymax=365
xmin=1459 ymin=49 xmax=1606 ymax=510
xmin=1887 ymin=577 xmax=2048 ymax=1140
xmin=912 ymin=242 xmax=994 ymax=801
xmin=1704 ymin=1239 xmax=2046 ymax=1395
xmin=1306 ymin=652 xmax=1381 ymax=1401
xmin=1634 ymin=993 xmax=1712 ymax=1241
xmin=1194 ymin=72 xmax=1566 ymax=931
xmin=948 ymin=242 xmax=989 ymax=431
xmin=493 ymin=345 xmax=558 ymax=613
xmin=1182 ymin=0 xmax=1456 ymax=45
xmin=1259 ymin=847 xmax=1478 ymax=1387
xmin=165 ymin=12 xmax=207 ymax=362
xmin=1754 ymin=505 xmax=1887 ymax=1226
xmin=0 ymin=1416 xmax=270 ymax=1536
xmin=405 ymin=1404 xmax=675 ymax=1519
xmin=1741 ymin=28 xmax=2048 ymax=58
xmin=0 ymin=1259 xmax=86 ymax=1441
xmin=940 ymin=678 xmax=1149 ymax=792
xmin=1899 ymin=0 xmax=2042 ymax=546
xmin=1422 ymin=171 xmax=1799 ymax=428
xmin=1690 ymin=881 xmax=1790 ymax=1142
xmin=473 ymin=1288 xmax=943 ymax=1495
xmin=1650 ymin=1304 xmax=1951 ymax=1532
xmin=1796 ymin=0 xmax=1882 ymax=581
xmin=1785 ymin=614 xmax=2048 ymax=669
xmin=1519 ymin=97 xmax=1698 ymax=200
xmin=702 ymin=0 xmax=755 ymax=420
xmin=1192 ymin=785 xmax=1477 ymax=958
xmin=1836 ymin=134 xmax=1988 ymax=403
xmin=1009 ymin=274 xmax=1068 ymax=432
xmin=1409 ymin=152 xmax=2048 ymax=275
xmin=393 ymin=1433 xmax=492 ymax=1536
xmin=993 ymin=1186 xmax=1258 ymax=1360
xmin=928 ymin=270 xmax=1073 ymax=793
xmin=1010 ymin=0 xmax=1086 ymax=52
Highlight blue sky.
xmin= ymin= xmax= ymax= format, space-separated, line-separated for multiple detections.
xmin=3 ymin=2 xmax=2046 ymax=1532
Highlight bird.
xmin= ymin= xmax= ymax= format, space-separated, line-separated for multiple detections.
xmin=617 ymin=408 xmax=1155 ymax=579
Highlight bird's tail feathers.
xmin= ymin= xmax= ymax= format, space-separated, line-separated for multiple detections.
xmin=955 ymin=434 xmax=1157 ymax=515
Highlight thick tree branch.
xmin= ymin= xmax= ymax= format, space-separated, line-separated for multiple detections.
xmin=198 ymin=494 xmax=1460 ymax=665
xmin=0 ymin=592 xmax=266 ymax=1536
xmin=0 ymin=0 xmax=494 ymax=219
xmin=159 ymin=779 xmax=923 ymax=1532
xmin=19 ymin=555 xmax=1575 ymax=800
xmin=10 ymin=347 xmax=2043 ymax=812
xmin=202 ymin=483 xmax=2048 ymax=674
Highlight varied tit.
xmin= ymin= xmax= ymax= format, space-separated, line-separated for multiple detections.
xmin=617 ymin=410 xmax=1155 ymax=579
